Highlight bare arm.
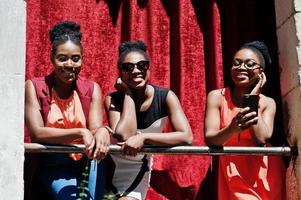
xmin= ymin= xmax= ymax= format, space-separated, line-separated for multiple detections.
xmin=88 ymin=83 xmax=103 ymax=131
xmin=205 ymin=90 xmax=233 ymax=146
xmin=105 ymin=92 xmax=137 ymax=141
xmin=141 ymin=90 xmax=193 ymax=145
xmin=205 ymin=89 xmax=252 ymax=146
xmin=204 ymin=89 xmax=275 ymax=146
xmin=115 ymin=93 xmax=137 ymax=140
xmin=25 ymin=80 xmax=91 ymax=144
xmin=247 ymin=72 xmax=275 ymax=144
xmin=104 ymin=95 xmax=120 ymax=132
xmin=89 ymin=83 xmax=110 ymax=160
xmin=113 ymin=90 xmax=193 ymax=157
xmin=250 ymin=96 xmax=276 ymax=145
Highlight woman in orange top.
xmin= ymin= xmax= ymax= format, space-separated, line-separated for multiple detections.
xmin=204 ymin=41 xmax=286 ymax=199
xmin=25 ymin=21 xmax=110 ymax=199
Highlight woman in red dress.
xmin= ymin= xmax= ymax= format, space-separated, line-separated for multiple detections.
xmin=204 ymin=41 xmax=286 ymax=200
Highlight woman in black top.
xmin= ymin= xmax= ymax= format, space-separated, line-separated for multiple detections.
xmin=104 ymin=40 xmax=193 ymax=200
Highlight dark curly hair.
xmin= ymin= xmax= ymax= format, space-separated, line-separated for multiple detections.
xmin=240 ymin=41 xmax=271 ymax=70
xmin=49 ymin=20 xmax=83 ymax=55
xmin=118 ymin=40 xmax=149 ymax=68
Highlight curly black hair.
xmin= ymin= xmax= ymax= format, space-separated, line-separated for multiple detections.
xmin=49 ymin=20 xmax=83 ymax=55
xmin=240 ymin=41 xmax=271 ymax=70
xmin=118 ymin=40 xmax=149 ymax=68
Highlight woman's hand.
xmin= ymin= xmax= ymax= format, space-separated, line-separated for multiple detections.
xmin=114 ymin=77 xmax=131 ymax=94
xmin=250 ymin=72 xmax=266 ymax=95
xmin=231 ymin=107 xmax=258 ymax=131
xmin=80 ymin=128 xmax=95 ymax=159
xmin=93 ymin=128 xmax=110 ymax=160
xmin=120 ymin=133 xmax=145 ymax=156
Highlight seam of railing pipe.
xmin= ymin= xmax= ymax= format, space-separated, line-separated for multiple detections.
xmin=24 ymin=143 xmax=297 ymax=156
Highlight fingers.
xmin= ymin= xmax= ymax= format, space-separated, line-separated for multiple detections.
xmin=117 ymin=142 xmax=125 ymax=146
xmin=85 ymin=137 xmax=95 ymax=159
xmin=237 ymin=117 xmax=258 ymax=129
xmin=240 ymin=111 xmax=257 ymax=123
xmin=123 ymin=148 xmax=138 ymax=156
xmin=244 ymin=116 xmax=258 ymax=126
xmin=235 ymin=109 xmax=258 ymax=129
xmin=114 ymin=77 xmax=132 ymax=94
xmin=260 ymin=72 xmax=267 ymax=87
xmin=114 ymin=77 xmax=122 ymax=91
xmin=90 ymin=128 xmax=111 ymax=160
xmin=93 ymin=137 xmax=110 ymax=160
xmin=93 ymin=142 xmax=109 ymax=160
xmin=250 ymin=72 xmax=266 ymax=95
xmin=238 ymin=107 xmax=251 ymax=115
xmin=257 ymin=72 xmax=266 ymax=89
xmin=116 ymin=77 xmax=122 ymax=87
xmin=88 ymin=137 xmax=95 ymax=150
xmin=81 ymin=128 xmax=95 ymax=158
xmin=121 ymin=144 xmax=139 ymax=157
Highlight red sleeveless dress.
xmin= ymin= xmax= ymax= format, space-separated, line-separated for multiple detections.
xmin=218 ymin=88 xmax=286 ymax=200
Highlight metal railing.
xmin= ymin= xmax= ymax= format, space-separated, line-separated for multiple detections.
xmin=25 ymin=143 xmax=296 ymax=156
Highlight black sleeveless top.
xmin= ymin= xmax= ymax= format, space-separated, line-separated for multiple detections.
xmin=110 ymin=85 xmax=169 ymax=130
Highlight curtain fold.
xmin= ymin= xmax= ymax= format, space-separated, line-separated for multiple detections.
xmin=26 ymin=0 xmax=223 ymax=199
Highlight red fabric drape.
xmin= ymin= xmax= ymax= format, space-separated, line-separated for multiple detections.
xmin=26 ymin=0 xmax=223 ymax=199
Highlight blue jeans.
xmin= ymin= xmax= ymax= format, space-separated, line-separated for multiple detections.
xmin=37 ymin=154 xmax=106 ymax=200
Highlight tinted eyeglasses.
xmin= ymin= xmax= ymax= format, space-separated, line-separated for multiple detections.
xmin=120 ymin=60 xmax=149 ymax=72
xmin=232 ymin=59 xmax=262 ymax=70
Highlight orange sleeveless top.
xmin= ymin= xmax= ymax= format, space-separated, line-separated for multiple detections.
xmin=46 ymin=90 xmax=86 ymax=160
xmin=218 ymin=88 xmax=286 ymax=200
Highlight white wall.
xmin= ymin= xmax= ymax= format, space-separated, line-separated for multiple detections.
xmin=0 ymin=0 xmax=26 ymax=199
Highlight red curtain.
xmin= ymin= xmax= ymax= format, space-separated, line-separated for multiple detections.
xmin=26 ymin=0 xmax=221 ymax=199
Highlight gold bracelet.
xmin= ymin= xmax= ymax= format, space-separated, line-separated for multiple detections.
xmin=104 ymin=126 xmax=115 ymax=136
xmin=93 ymin=126 xmax=114 ymax=135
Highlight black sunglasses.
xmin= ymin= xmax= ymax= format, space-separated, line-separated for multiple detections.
xmin=120 ymin=60 xmax=149 ymax=72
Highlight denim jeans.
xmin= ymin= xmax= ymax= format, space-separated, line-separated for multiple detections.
xmin=37 ymin=154 xmax=106 ymax=200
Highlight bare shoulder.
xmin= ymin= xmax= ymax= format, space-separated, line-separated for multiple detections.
xmin=25 ymin=79 xmax=36 ymax=94
xmin=91 ymin=82 xmax=103 ymax=100
xmin=93 ymin=81 xmax=102 ymax=91
xmin=25 ymin=79 xmax=41 ymax=109
xmin=208 ymin=89 xmax=223 ymax=97
xmin=164 ymin=90 xmax=179 ymax=110
xmin=105 ymin=91 xmax=122 ymax=112
xmin=93 ymin=81 xmax=99 ymax=88
xmin=207 ymin=89 xmax=223 ymax=106
xmin=25 ymin=79 xmax=33 ymax=88
xmin=104 ymin=94 xmax=112 ymax=110
xmin=261 ymin=95 xmax=276 ymax=110
xmin=166 ymin=90 xmax=178 ymax=100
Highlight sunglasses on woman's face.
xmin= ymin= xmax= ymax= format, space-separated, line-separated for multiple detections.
xmin=120 ymin=60 xmax=149 ymax=72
